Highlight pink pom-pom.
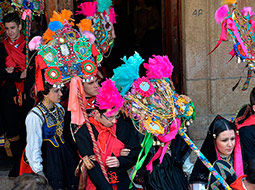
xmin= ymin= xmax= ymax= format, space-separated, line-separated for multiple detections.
xmin=241 ymin=7 xmax=255 ymax=17
xmin=81 ymin=31 xmax=96 ymax=44
xmin=96 ymin=79 xmax=124 ymax=116
xmin=215 ymin=5 xmax=229 ymax=25
xmin=29 ymin=36 xmax=42 ymax=51
xmin=144 ymin=55 xmax=174 ymax=79
xmin=108 ymin=7 xmax=117 ymax=24
xmin=75 ymin=1 xmax=97 ymax=17
xmin=251 ymin=20 xmax=255 ymax=31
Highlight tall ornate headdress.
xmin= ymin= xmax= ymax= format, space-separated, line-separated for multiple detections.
xmin=112 ymin=52 xmax=234 ymax=189
xmin=111 ymin=52 xmax=195 ymax=187
xmin=32 ymin=9 xmax=102 ymax=91
xmin=75 ymin=0 xmax=116 ymax=57
xmin=11 ymin=0 xmax=45 ymax=16
xmin=211 ymin=1 xmax=255 ymax=90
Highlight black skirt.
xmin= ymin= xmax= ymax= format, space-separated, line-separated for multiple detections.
xmin=135 ymin=152 xmax=189 ymax=190
xmin=42 ymin=137 xmax=79 ymax=190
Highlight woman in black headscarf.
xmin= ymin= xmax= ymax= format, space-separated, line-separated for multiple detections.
xmin=189 ymin=115 xmax=244 ymax=190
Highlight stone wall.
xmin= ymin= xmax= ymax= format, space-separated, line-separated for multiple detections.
xmin=182 ymin=0 xmax=255 ymax=162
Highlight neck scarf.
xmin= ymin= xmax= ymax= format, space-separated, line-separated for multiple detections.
xmin=3 ymin=34 xmax=26 ymax=71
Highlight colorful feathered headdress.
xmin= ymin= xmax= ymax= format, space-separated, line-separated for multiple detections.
xmin=75 ymin=0 xmax=116 ymax=56
xmin=211 ymin=2 xmax=255 ymax=91
xmin=34 ymin=9 xmax=102 ymax=91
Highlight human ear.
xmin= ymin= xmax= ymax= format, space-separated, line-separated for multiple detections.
xmin=18 ymin=24 xmax=22 ymax=31
xmin=252 ymin=105 xmax=255 ymax=113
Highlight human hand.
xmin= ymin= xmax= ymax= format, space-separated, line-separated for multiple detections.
xmin=20 ymin=69 xmax=27 ymax=79
xmin=120 ymin=148 xmax=131 ymax=156
xmin=106 ymin=156 xmax=120 ymax=168
xmin=6 ymin=67 xmax=14 ymax=73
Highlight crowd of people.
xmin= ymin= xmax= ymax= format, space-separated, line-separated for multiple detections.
xmin=1 ymin=6 xmax=255 ymax=190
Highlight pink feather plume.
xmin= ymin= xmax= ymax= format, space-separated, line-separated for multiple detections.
xmin=241 ymin=7 xmax=255 ymax=17
xmin=29 ymin=36 xmax=42 ymax=51
xmin=75 ymin=1 xmax=97 ymax=17
xmin=81 ymin=31 xmax=96 ymax=44
xmin=215 ymin=5 xmax=229 ymax=25
xmin=144 ymin=55 xmax=174 ymax=79
xmin=109 ymin=7 xmax=117 ymax=24
xmin=96 ymin=79 xmax=124 ymax=117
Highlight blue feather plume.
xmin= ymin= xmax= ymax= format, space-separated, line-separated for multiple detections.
xmin=111 ymin=52 xmax=144 ymax=96
xmin=97 ymin=0 xmax=112 ymax=13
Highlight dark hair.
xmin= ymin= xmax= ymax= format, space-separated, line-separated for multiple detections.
xmin=36 ymin=83 xmax=53 ymax=104
xmin=250 ymin=87 xmax=255 ymax=106
xmin=189 ymin=115 xmax=236 ymax=184
xmin=246 ymin=156 xmax=255 ymax=184
xmin=3 ymin=12 xmax=21 ymax=26
xmin=11 ymin=173 xmax=52 ymax=190
xmin=209 ymin=115 xmax=235 ymax=139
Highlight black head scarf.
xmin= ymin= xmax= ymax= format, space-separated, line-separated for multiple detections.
xmin=189 ymin=115 xmax=236 ymax=184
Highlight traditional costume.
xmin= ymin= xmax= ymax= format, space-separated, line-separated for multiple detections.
xmin=22 ymin=102 xmax=79 ymax=189
xmin=72 ymin=79 xmax=140 ymax=190
xmin=190 ymin=115 xmax=243 ymax=190
xmin=110 ymin=52 xmax=195 ymax=190
xmin=0 ymin=19 xmax=26 ymax=177
xmin=19 ymin=8 xmax=103 ymax=189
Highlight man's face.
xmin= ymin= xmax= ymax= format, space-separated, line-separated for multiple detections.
xmin=83 ymin=77 xmax=99 ymax=98
xmin=4 ymin=21 xmax=21 ymax=41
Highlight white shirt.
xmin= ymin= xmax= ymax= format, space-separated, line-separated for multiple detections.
xmin=25 ymin=103 xmax=64 ymax=174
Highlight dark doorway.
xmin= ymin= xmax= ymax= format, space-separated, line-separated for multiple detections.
xmin=74 ymin=0 xmax=183 ymax=93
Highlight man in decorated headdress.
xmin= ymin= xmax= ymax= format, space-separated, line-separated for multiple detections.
xmin=0 ymin=11 xmax=27 ymax=177
xmin=71 ymin=79 xmax=140 ymax=190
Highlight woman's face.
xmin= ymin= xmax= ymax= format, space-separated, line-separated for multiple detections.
xmin=44 ymin=87 xmax=62 ymax=104
xmin=215 ymin=129 xmax=235 ymax=157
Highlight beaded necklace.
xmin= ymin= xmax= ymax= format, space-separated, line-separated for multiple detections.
xmin=42 ymin=102 xmax=63 ymax=138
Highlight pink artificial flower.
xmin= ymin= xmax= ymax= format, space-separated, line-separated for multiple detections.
xmin=133 ymin=77 xmax=155 ymax=97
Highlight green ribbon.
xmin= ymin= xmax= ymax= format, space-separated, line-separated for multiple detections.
xmin=129 ymin=132 xmax=153 ymax=189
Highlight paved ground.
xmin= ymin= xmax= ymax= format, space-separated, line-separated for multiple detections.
xmin=0 ymin=148 xmax=15 ymax=189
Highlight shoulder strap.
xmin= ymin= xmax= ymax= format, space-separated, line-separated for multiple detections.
xmin=30 ymin=107 xmax=44 ymax=124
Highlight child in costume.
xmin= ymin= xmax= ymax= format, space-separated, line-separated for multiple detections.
xmin=72 ymin=79 xmax=140 ymax=190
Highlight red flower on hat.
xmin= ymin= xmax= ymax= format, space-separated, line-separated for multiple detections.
xmin=44 ymin=67 xmax=62 ymax=85
xmin=81 ymin=60 xmax=97 ymax=77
